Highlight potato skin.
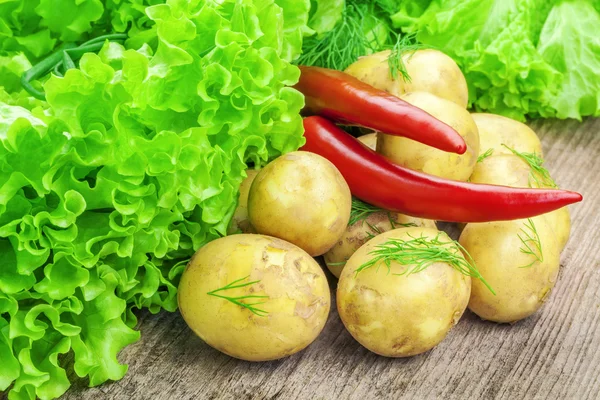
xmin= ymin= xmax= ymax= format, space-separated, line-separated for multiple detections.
xmin=345 ymin=49 xmax=468 ymax=107
xmin=337 ymin=227 xmax=471 ymax=357
xmin=324 ymin=212 xmax=436 ymax=278
xmin=402 ymin=49 xmax=468 ymax=108
xmin=470 ymin=154 xmax=571 ymax=250
xmin=345 ymin=51 xmax=405 ymax=97
xmin=228 ymin=169 xmax=259 ymax=234
xmin=377 ymin=92 xmax=479 ymax=181
xmin=178 ymin=234 xmax=331 ymax=361
xmin=459 ymin=217 xmax=560 ymax=323
xmin=248 ymin=151 xmax=351 ymax=256
xmin=357 ymin=133 xmax=377 ymax=150
xmin=472 ymin=113 xmax=543 ymax=157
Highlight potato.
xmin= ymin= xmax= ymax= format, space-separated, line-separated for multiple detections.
xmin=178 ymin=234 xmax=330 ymax=361
xmin=377 ymin=92 xmax=479 ymax=181
xmin=544 ymin=207 xmax=571 ymax=251
xmin=470 ymin=154 xmax=571 ymax=250
xmin=248 ymin=151 xmax=351 ymax=256
xmin=324 ymin=211 xmax=436 ymax=278
xmin=472 ymin=113 xmax=543 ymax=157
xmin=459 ymin=217 xmax=560 ymax=323
xmin=337 ymin=227 xmax=471 ymax=357
xmin=357 ymin=133 xmax=377 ymax=150
xmin=345 ymin=49 xmax=468 ymax=107
xmin=227 ymin=169 xmax=259 ymax=234
xmin=470 ymin=154 xmax=534 ymax=187
xmin=344 ymin=51 xmax=405 ymax=97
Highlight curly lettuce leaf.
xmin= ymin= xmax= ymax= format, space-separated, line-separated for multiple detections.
xmin=0 ymin=0 xmax=309 ymax=399
xmin=391 ymin=0 xmax=600 ymax=121
xmin=537 ymin=0 xmax=600 ymax=119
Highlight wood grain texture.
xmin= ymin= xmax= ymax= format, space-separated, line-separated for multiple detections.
xmin=40 ymin=119 xmax=600 ymax=399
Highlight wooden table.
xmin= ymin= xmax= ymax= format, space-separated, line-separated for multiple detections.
xmin=61 ymin=118 xmax=599 ymax=400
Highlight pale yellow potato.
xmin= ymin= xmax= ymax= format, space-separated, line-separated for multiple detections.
xmin=357 ymin=133 xmax=377 ymax=151
xmin=248 ymin=151 xmax=351 ymax=256
xmin=472 ymin=113 xmax=543 ymax=157
xmin=459 ymin=216 xmax=560 ymax=323
xmin=377 ymin=92 xmax=479 ymax=181
xmin=337 ymin=227 xmax=471 ymax=357
xmin=344 ymin=51 xmax=405 ymax=97
xmin=543 ymin=207 xmax=571 ymax=251
xmin=345 ymin=49 xmax=468 ymax=107
xmin=469 ymin=154 xmax=571 ymax=250
xmin=324 ymin=212 xmax=436 ymax=278
xmin=470 ymin=155 xmax=532 ymax=187
xmin=228 ymin=169 xmax=260 ymax=234
xmin=178 ymin=234 xmax=330 ymax=361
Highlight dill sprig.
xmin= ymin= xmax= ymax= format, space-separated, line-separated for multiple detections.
xmin=297 ymin=4 xmax=381 ymax=72
xmin=350 ymin=198 xmax=385 ymax=226
xmin=355 ymin=233 xmax=495 ymax=294
xmin=387 ymin=33 xmax=424 ymax=81
xmin=501 ymin=144 xmax=557 ymax=188
xmin=477 ymin=148 xmax=495 ymax=163
xmin=517 ymin=219 xmax=543 ymax=268
xmin=207 ymin=276 xmax=269 ymax=317
xmin=350 ymin=198 xmax=416 ymax=230
xmin=298 ymin=1 xmax=425 ymax=80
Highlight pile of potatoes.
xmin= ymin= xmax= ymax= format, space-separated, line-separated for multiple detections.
xmin=177 ymin=49 xmax=572 ymax=362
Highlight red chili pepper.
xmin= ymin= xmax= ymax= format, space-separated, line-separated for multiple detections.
xmin=301 ymin=116 xmax=582 ymax=223
xmin=295 ymin=65 xmax=466 ymax=155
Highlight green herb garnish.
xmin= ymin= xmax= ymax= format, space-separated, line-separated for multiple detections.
xmin=298 ymin=2 xmax=425 ymax=80
xmin=297 ymin=4 xmax=380 ymax=72
xmin=477 ymin=148 xmax=495 ymax=163
xmin=501 ymin=144 xmax=557 ymax=188
xmin=350 ymin=198 xmax=385 ymax=226
xmin=517 ymin=218 xmax=544 ymax=268
xmin=355 ymin=232 xmax=495 ymax=294
xmin=387 ymin=33 xmax=424 ymax=81
xmin=207 ymin=276 xmax=269 ymax=317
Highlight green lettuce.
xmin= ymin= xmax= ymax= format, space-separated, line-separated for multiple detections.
xmin=0 ymin=0 xmax=309 ymax=398
xmin=0 ymin=0 xmax=158 ymax=62
xmin=390 ymin=0 xmax=600 ymax=120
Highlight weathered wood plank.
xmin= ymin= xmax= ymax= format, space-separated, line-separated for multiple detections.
xmin=53 ymin=118 xmax=600 ymax=399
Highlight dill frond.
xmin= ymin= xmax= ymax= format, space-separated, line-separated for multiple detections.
xmin=501 ymin=144 xmax=557 ymax=188
xmin=355 ymin=232 xmax=495 ymax=294
xmin=517 ymin=219 xmax=544 ymax=268
xmin=477 ymin=148 xmax=495 ymax=163
xmin=207 ymin=276 xmax=269 ymax=317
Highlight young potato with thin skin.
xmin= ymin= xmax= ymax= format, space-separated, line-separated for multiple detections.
xmin=324 ymin=211 xmax=436 ymax=278
xmin=357 ymin=133 xmax=377 ymax=150
xmin=377 ymin=92 xmax=480 ymax=181
xmin=472 ymin=113 xmax=543 ymax=157
xmin=178 ymin=234 xmax=331 ymax=362
xmin=248 ymin=151 xmax=351 ymax=256
xmin=459 ymin=217 xmax=560 ymax=323
xmin=227 ymin=169 xmax=259 ymax=234
xmin=470 ymin=155 xmax=571 ymax=251
xmin=345 ymin=49 xmax=469 ymax=107
xmin=337 ymin=227 xmax=472 ymax=357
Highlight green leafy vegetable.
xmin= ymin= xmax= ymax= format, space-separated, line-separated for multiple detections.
xmin=390 ymin=0 xmax=600 ymax=121
xmin=0 ymin=0 xmax=309 ymax=398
